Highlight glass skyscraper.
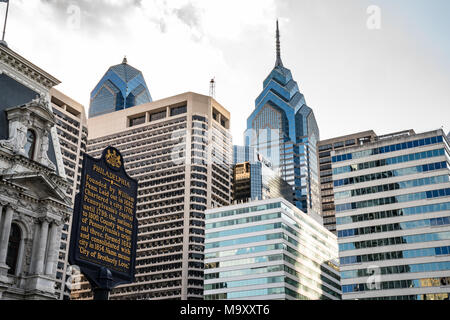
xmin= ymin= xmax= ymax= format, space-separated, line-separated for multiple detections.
xmin=89 ymin=57 xmax=152 ymax=118
xmin=233 ymin=146 xmax=293 ymax=205
xmin=245 ymin=21 xmax=320 ymax=215
xmin=334 ymin=129 xmax=450 ymax=300
xmin=204 ymin=198 xmax=341 ymax=300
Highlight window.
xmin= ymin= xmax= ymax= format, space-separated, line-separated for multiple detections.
xmin=129 ymin=115 xmax=146 ymax=127
xmin=24 ymin=130 xmax=36 ymax=159
xmin=170 ymin=105 xmax=187 ymax=117
xmin=6 ymin=224 xmax=21 ymax=275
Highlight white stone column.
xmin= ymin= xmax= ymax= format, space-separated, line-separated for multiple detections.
xmin=34 ymin=218 xmax=49 ymax=275
xmin=0 ymin=203 xmax=3 ymax=237
xmin=0 ymin=206 xmax=14 ymax=266
xmin=44 ymin=222 xmax=59 ymax=276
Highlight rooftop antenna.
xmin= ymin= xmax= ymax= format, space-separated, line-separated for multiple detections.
xmin=275 ymin=19 xmax=284 ymax=68
xmin=209 ymin=77 xmax=216 ymax=99
xmin=1 ymin=0 xmax=10 ymax=46
xmin=122 ymin=55 xmax=128 ymax=64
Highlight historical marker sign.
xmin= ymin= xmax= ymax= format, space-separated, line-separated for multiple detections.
xmin=69 ymin=147 xmax=138 ymax=296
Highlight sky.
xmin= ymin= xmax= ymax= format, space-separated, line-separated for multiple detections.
xmin=2 ymin=0 xmax=449 ymax=145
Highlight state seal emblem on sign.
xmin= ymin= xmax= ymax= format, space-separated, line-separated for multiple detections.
xmin=106 ymin=148 xmax=122 ymax=169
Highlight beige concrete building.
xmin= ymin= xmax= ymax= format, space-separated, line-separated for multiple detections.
xmin=73 ymin=92 xmax=232 ymax=300
xmin=49 ymin=88 xmax=88 ymax=299
xmin=317 ymin=131 xmax=378 ymax=234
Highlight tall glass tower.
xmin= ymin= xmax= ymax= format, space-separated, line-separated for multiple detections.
xmin=245 ymin=21 xmax=321 ymax=214
xmin=89 ymin=57 xmax=152 ymax=118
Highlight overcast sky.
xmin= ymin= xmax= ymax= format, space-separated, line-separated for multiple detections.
xmin=2 ymin=0 xmax=449 ymax=144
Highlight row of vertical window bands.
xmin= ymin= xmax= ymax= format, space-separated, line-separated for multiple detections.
xmin=139 ymin=190 xmax=185 ymax=204
xmin=112 ymin=289 xmax=182 ymax=300
xmin=212 ymin=186 xmax=229 ymax=202
xmin=339 ymin=231 xmax=450 ymax=252
xmin=122 ymin=138 xmax=185 ymax=162
xmin=212 ymin=163 xmax=231 ymax=180
xmin=59 ymin=136 xmax=79 ymax=154
xmin=341 ymin=261 xmax=450 ymax=280
xmin=52 ymin=107 xmax=81 ymax=129
xmin=91 ymin=128 xmax=187 ymax=159
xmin=339 ymin=245 xmax=450 ymax=266
xmin=337 ymin=202 xmax=450 ymax=226
xmin=126 ymin=152 xmax=185 ymax=171
xmin=335 ymin=174 xmax=449 ymax=201
xmin=88 ymin=116 xmax=187 ymax=146
xmin=137 ymin=237 xmax=184 ymax=250
xmin=211 ymin=195 xmax=229 ymax=208
xmin=136 ymin=254 xmax=183 ymax=266
xmin=342 ymin=276 xmax=450 ymax=294
xmin=127 ymin=159 xmax=186 ymax=178
xmin=333 ymin=135 xmax=444 ymax=163
xmin=138 ymin=220 xmax=184 ymax=234
xmin=137 ymin=169 xmax=185 ymax=187
xmin=55 ymin=117 xmax=80 ymax=137
xmin=138 ymin=182 xmax=185 ymax=198
xmin=136 ymin=205 xmax=184 ymax=220
xmin=283 ymin=255 xmax=342 ymax=292
xmin=204 ymin=287 xmax=285 ymax=300
xmin=359 ymin=293 xmax=450 ymax=300
xmin=212 ymin=177 xmax=230 ymax=195
xmin=335 ymin=187 xmax=450 ymax=213
xmin=338 ymin=216 xmax=450 ymax=238
xmin=333 ymin=148 xmax=447 ymax=176
xmin=138 ymin=229 xmax=184 ymax=242
xmin=135 ymin=245 xmax=184 ymax=258
xmin=114 ymin=281 xmax=183 ymax=295
xmin=334 ymin=161 xmax=448 ymax=188
xmin=138 ymin=197 xmax=184 ymax=211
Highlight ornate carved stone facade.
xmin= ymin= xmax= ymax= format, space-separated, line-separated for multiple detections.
xmin=0 ymin=43 xmax=72 ymax=300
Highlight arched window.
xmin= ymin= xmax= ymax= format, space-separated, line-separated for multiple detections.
xmin=6 ymin=224 xmax=21 ymax=275
xmin=24 ymin=130 xmax=36 ymax=159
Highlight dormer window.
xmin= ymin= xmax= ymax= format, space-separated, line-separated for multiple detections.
xmin=24 ymin=130 xmax=36 ymax=159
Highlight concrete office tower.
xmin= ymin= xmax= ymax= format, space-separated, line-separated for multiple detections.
xmin=233 ymin=146 xmax=293 ymax=204
xmin=204 ymin=198 xmax=341 ymax=300
xmin=245 ymin=21 xmax=320 ymax=215
xmin=81 ymin=92 xmax=232 ymax=300
xmin=0 ymin=44 xmax=72 ymax=300
xmin=317 ymin=131 xmax=378 ymax=234
xmin=334 ymin=129 xmax=450 ymax=300
xmin=49 ymin=88 xmax=88 ymax=300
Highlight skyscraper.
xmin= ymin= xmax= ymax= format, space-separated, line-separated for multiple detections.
xmin=245 ymin=21 xmax=320 ymax=215
xmin=50 ymin=88 xmax=88 ymax=300
xmin=79 ymin=92 xmax=232 ymax=300
xmin=334 ymin=129 xmax=450 ymax=300
xmin=317 ymin=131 xmax=378 ymax=234
xmin=89 ymin=57 xmax=152 ymax=119
xmin=232 ymin=146 xmax=293 ymax=205
xmin=204 ymin=198 xmax=341 ymax=300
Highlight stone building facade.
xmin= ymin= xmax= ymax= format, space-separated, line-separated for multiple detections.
xmin=0 ymin=43 xmax=72 ymax=300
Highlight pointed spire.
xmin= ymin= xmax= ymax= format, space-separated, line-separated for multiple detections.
xmin=122 ymin=56 xmax=128 ymax=64
xmin=275 ymin=19 xmax=283 ymax=68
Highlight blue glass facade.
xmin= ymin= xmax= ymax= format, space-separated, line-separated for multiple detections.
xmin=89 ymin=58 xmax=152 ymax=118
xmin=232 ymin=146 xmax=293 ymax=204
xmin=244 ymin=23 xmax=320 ymax=214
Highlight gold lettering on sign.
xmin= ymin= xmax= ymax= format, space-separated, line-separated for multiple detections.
xmin=77 ymin=160 xmax=136 ymax=273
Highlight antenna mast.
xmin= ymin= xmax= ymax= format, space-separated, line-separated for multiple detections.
xmin=209 ymin=78 xmax=216 ymax=99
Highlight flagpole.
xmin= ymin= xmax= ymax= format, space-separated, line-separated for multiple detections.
xmin=2 ymin=0 xmax=10 ymax=42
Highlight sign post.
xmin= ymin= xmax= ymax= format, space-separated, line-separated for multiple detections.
xmin=69 ymin=147 xmax=138 ymax=300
